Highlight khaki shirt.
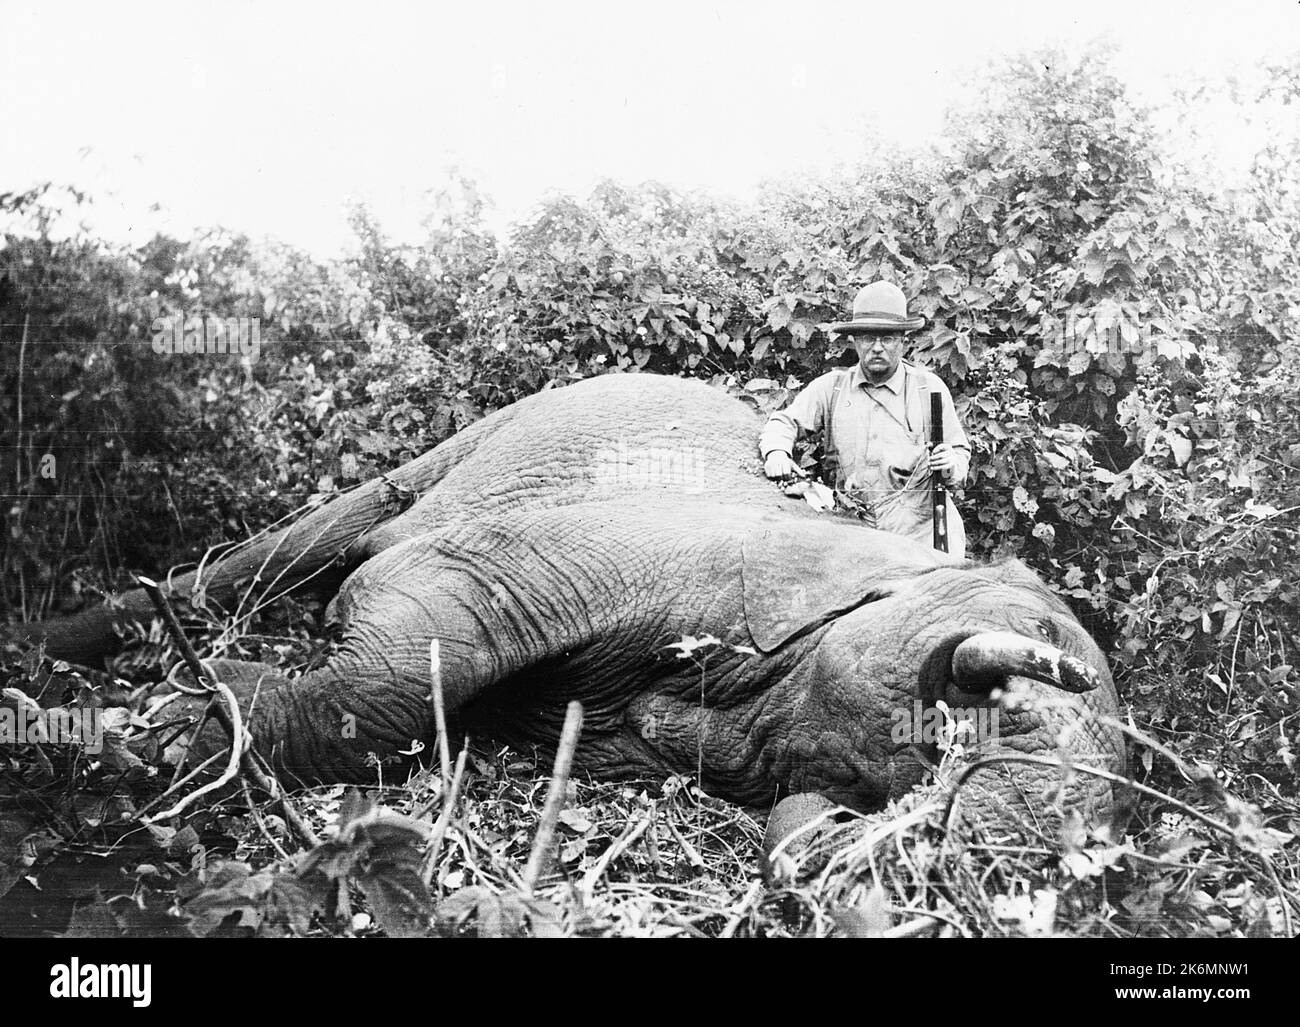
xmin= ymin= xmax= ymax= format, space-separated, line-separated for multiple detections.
xmin=759 ymin=361 xmax=971 ymax=555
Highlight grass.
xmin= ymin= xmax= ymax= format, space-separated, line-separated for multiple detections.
xmin=1 ymin=592 xmax=1298 ymax=938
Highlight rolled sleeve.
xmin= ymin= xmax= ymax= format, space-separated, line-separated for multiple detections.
xmin=758 ymin=374 xmax=835 ymax=459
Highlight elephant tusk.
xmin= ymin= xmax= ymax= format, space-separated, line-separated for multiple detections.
xmin=950 ymin=631 xmax=1100 ymax=695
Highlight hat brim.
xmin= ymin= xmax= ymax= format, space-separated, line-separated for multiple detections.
xmin=828 ymin=316 xmax=926 ymax=334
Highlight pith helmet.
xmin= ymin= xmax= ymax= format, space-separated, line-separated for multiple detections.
xmin=828 ymin=281 xmax=926 ymax=334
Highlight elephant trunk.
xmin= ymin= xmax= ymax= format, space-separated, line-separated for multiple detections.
xmin=5 ymin=429 xmax=491 ymax=665
xmin=4 ymin=600 xmax=147 ymax=667
xmin=950 ymin=631 xmax=1100 ymax=695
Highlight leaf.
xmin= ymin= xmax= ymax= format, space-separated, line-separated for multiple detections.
xmin=434 ymin=887 xmax=540 ymax=938
xmin=1155 ymin=834 xmax=1207 ymax=862
xmin=831 ymin=885 xmax=891 ymax=938
xmin=356 ymin=859 xmax=433 ymax=938
xmin=1243 ymin=500 xmax=1281 ymax=519
xmin=183 ymin=861 xmax=272 ymax=936
xmin=262 ymin=874 xmax=326 ymax=936
xmin=784 ymin=480 xmax=834 ymax=512
xmin=557 ymin=809 xmax=593 ymax=834
xmin=295 ymin=796 xmax=435 ymax=936
xmin=1167 ymin=432 xmax=1192 ymax=467
xmin=1060 ymin=845 xmax=1128 ymax=880
xmin=358 ymin=431 xmax=399 ymax=457
xmin=1012 ymin=485 xmax=1038 ymax=516
xmin=336 ymin=787 xmax=376 ymax=832
xmin=664 ymin=634 xmax=722 ymax=658
xmin=522 ymin=897 xmax=566 ymax=938
xmin=992 ymin=889 xmax=1058 ymax=935
xmin=1083 ymin=252 xmax=1108 ymax=285
xmin=97 ymin=707 xmax=145 ymax=770
xmin=168 ymin=825 xmax=201 ymax=858
xmin=61 ymin=892 xmax=124 ymax=938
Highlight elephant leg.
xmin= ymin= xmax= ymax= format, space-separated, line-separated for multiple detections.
xmin=159 ymin=652 xmax=439 ymax=787
xmin=156 ymin=658 xmax=293 ymax=760
xmin=197 ymin=529 xmax=598 ymax=783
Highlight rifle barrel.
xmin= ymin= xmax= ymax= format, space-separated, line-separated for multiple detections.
xmin=930 ymin=392 xmax=948 ymax=553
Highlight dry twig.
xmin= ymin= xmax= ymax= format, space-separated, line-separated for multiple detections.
xmin=422 ymin=740 xmax=470 ymax=887
xmin=522 ymin=701 xmax=584 ymax=893
xmin=136 ymin=575 xmax=320 ymax=848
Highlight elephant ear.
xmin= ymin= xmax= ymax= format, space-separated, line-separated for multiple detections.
xmin=741 ymin=521 xmax=945 ymax=653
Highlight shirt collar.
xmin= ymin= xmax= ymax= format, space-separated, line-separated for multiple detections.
xmin=850 ymin=361 xmax=907 ymax=394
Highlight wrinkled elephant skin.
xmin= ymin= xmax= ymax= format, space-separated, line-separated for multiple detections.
xmin=10 ymin=375 xmax=1126 ymax=835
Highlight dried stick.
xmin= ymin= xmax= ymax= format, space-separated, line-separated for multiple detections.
xmin=884 ymin=916 xmax=943 ymax=938
xmin=166 ymin=703 xmax=211 ymax=787
xmin=644 ymin=799 xmax=663 ymax=874
xmin=429 ymin=639 xmax=451 ymax=788
xmin=421 ymin=739 xmax=470 ymax=888
xmin=142 ymin=584 xmax=221 ymax=698
xmin=135 ymin=750 xmax=227 ymax=819
xmin=15 ymin=313 xmax=28 ymax=493
xmin=143 ymin=679 xmax=245 ymax=823
xmin=1258 ymin=852 xmax=1297 ymax=936
xmin=226 ymin=507 xmax=352 ymax=629
xmin=136 ymin=576 xmax=320 ymax=848
xmin=521 ymin=701 xmax=584 ymax=894
xmin=719 ymin=880 xmax=763 ymax=938
xmin=664 ymin=794 xmax=706 ymax=869
xmin=581 ymin=814 xmax=652 ymax=900
xmin=242 ymin=777 xmax=291 ymax=861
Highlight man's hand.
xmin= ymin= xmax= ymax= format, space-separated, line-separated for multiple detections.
xmin=764 ymin=451 xmax=803 ymax=480
xmin=928 ymin=443 xmax=959 ymax=482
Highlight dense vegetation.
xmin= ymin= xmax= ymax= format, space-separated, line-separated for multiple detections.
xmin=2 ymin=48 xmax=1297 ymax=936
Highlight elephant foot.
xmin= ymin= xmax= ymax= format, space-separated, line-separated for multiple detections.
xmin=762 ymin=792 xmax=854 ymax=883
xmin=151 ymin=659 xmax=293 ymax=776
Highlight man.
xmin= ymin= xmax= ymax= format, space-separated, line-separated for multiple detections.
xmin=759 ymin=281 xmax=970 ymax=556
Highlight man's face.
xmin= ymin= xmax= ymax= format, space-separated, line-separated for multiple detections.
xmin=852 ymin=331 xmax=905 ymax=382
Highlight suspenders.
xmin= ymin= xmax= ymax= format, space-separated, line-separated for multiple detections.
xmin=822 ymin=365 xmax=935 ymax=485
xmin=911 ymin=367 xmax=934 ymax=444
xmin=813 ymin=364 xmax=956 ymax=550
xmin=821 ymin=369 xmax=851 ymax=487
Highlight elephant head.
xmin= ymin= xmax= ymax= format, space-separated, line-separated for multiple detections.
xmin=741 ymin=527 xmax=1124 ymax=843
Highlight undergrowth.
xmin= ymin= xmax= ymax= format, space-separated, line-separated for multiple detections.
xmin=2 ymin=610 xmax=1296 ymax=939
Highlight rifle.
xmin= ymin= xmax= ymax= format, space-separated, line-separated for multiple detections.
xmin=930 ymin=392 xmax=949 ymax=553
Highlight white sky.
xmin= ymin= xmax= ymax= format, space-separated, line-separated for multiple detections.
xmin=2 ymin=0 xmax=1298 ymax=256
